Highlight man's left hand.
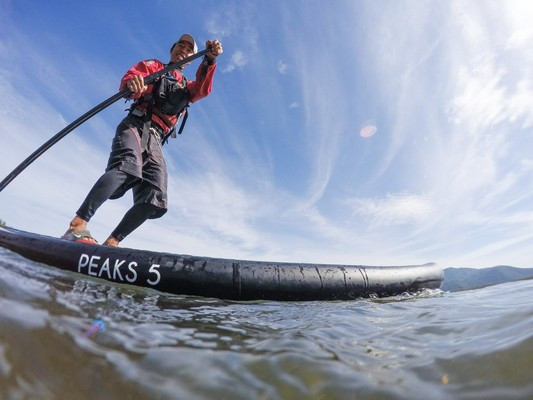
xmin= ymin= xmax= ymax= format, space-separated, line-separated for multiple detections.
xmin=205 ymin=40 xmax=223 ymax=60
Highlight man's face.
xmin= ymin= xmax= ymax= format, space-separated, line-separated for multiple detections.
xmin=170 ymin=41 xmax=195 ymax=63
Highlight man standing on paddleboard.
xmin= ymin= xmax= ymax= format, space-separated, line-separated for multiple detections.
xmin=62 ymin=34 xmax=222 ymax=246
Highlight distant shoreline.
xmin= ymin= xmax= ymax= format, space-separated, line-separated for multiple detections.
xmin=442 ymin=266 xmax=533 ymax=292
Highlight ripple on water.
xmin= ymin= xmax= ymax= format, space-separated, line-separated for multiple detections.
xmin=1 ymin=248 xmax=532 ymax=399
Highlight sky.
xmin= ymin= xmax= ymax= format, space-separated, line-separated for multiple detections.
xmin=0 ymin=0 xmax=532 ymax=268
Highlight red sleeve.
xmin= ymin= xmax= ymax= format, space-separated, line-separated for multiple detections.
xmin=119 ymin=59 xmax=165 ymax=100
xmin=186 ymin=60 xmax=217 ymax=103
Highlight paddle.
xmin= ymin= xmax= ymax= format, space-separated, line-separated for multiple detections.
xmin=0 ymin=48 xmax=210 ymax=193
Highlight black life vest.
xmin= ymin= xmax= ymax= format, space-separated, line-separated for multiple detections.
xmin=132 ymin=70 xmax=190 ymax=146
xmin=153 ymin=72 xmax=189 ymax=116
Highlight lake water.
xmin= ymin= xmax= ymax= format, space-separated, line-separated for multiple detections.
xmin=0 ymin=247 xmax=531 ymax=399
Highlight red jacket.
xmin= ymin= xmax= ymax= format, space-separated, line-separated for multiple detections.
xmin=120 ymin=58 xmax=216 ymax=132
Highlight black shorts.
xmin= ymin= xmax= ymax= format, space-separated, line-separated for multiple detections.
xmin=107 ymin=115 xmax=168 ymax=219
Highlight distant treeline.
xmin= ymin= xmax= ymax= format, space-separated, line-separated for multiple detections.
xmin=0 ymin=219 xmax=5 ymax=226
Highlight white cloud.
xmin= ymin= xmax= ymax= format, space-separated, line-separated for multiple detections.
xmin=446 ymin=1 xmax=533 ymax=131
xmin=503 ymin=0 xmax=533 ymax=50
xmin=205 ymin=16 xmax=235 ymax=38
xmin=223 ymin=50 xmax=249 ymax=73
xmin=277 ymin=60 xmax=288 ymax=74
xmin=447 ymin=65 xmax=506 ymax=129
xmin=168 ymin=171 xmax=263 ymax=249
xmin=350 ymin=193 xmax=436 ymax=227
xmin=447 ymin=64 xmax=533 ymax=131
xmin=205 ymin=3 xmax=259 ymax=69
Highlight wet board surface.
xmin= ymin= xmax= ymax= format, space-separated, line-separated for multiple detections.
xmin=0 ymin=226 xmax=443 ymax=301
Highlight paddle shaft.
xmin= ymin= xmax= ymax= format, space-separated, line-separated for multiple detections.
xmin=0 ymin=49 xmax=210 ymax=193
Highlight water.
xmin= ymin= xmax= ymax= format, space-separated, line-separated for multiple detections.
xmin=0 ymin=247 xmax=532 ymax=400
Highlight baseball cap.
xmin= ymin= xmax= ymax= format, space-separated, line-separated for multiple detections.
xmin=171 ymin=33 xmax=198 ymax=54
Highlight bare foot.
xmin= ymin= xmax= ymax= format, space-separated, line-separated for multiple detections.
xmin=103 ymin=236 xmax=120 ymax=247
xmin=64 ymin=215 xmax=98 ymax=244
xmin=69 ymin=215 xmax=88 ymax=231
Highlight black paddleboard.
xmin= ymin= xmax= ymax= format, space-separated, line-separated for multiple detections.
xmin=0 ymin=226 xmax=443 ymax=301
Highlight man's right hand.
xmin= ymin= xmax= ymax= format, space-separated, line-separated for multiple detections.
xmin=126 ymin=74 xmax=147 ymax=93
